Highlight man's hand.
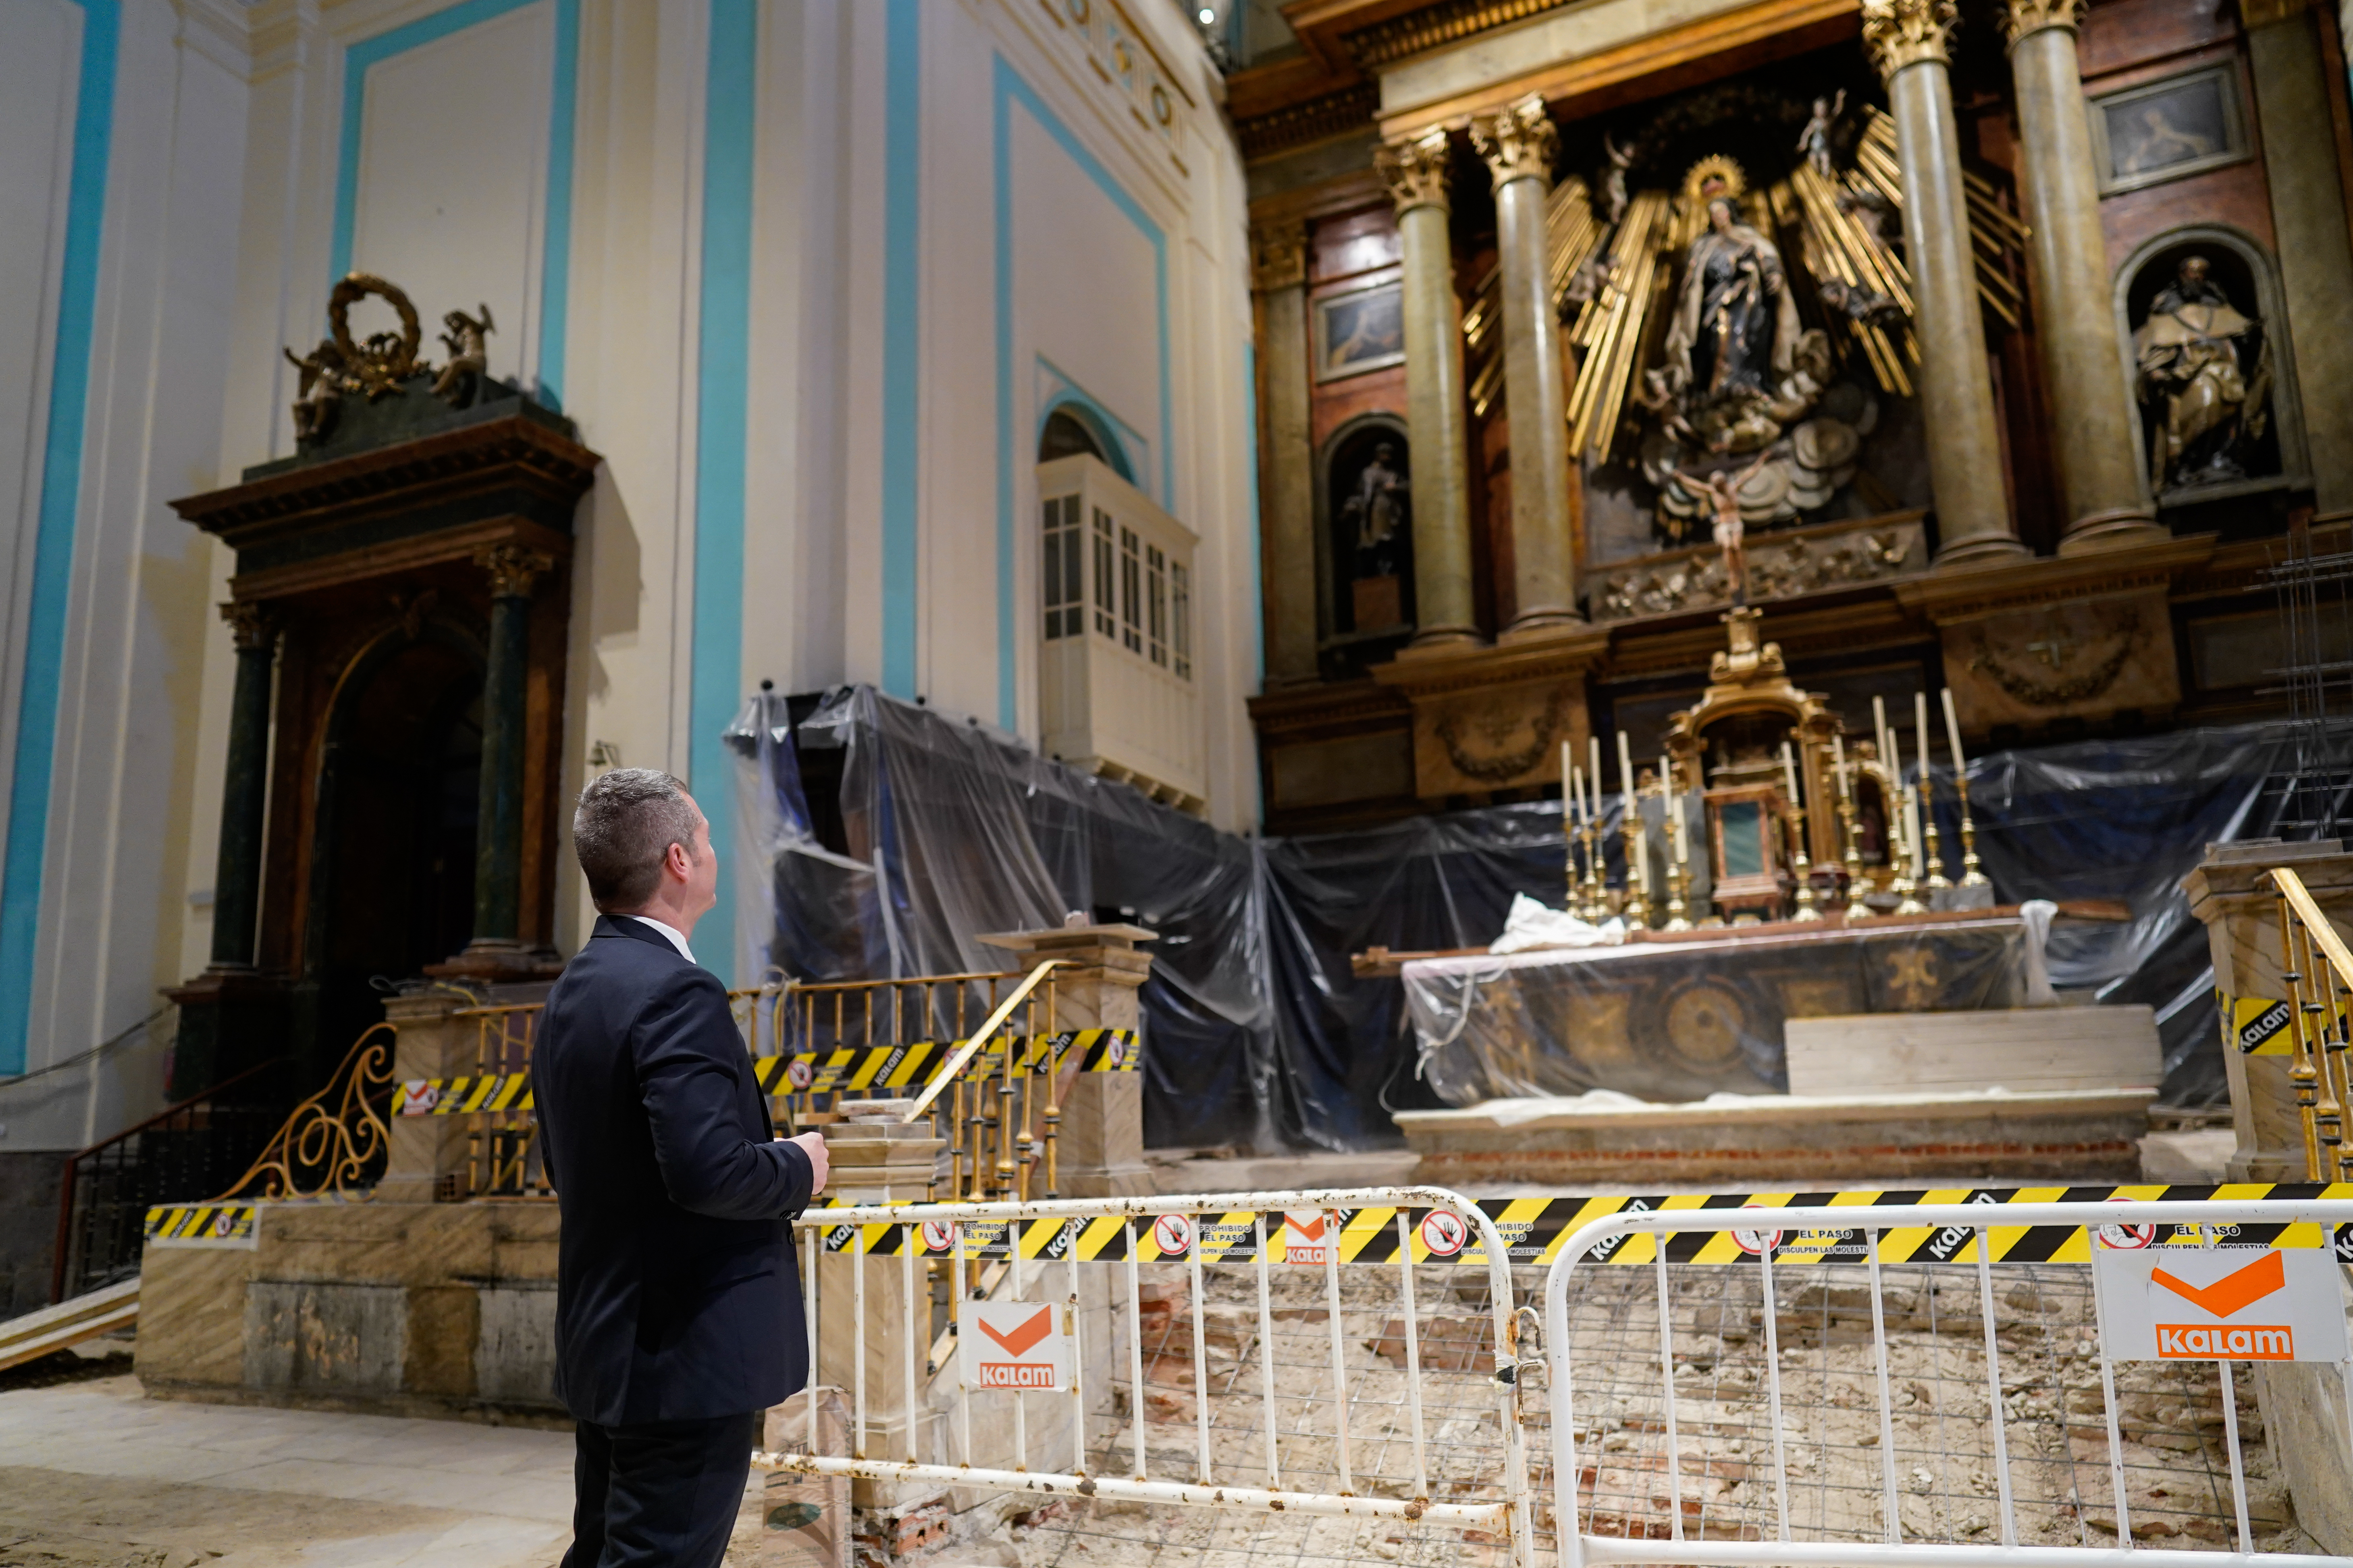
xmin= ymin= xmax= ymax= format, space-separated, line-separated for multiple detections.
xmin=788 ymin=1131 xmax=829 ymax=1195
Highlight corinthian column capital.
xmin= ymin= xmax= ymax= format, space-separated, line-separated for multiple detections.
xmin=1469 ymin=94 xmax=1557 ymax=191
xmin=220 ymin=600 xmax=279 ymax=651
xmin=1863 ymin=0 xmax=1958 ymax=78
xmin=476 ymin=542 xmax=555 ymax=599
xmin=2001 ymin=0 xmax=2086 ymax=44
xmin=1249 ymin=220 xmax=1308 ymax=293
xmin=1375 ymin=128 xmax=1453 ymax=215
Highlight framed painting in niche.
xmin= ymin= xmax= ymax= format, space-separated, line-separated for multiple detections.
xmin=1313 ymin=277 xmax=1405 ymax=383
xmin=2089 ymin=66 xmax=2248 ymax=195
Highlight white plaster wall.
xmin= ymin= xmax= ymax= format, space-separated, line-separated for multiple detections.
xmin=4 ymin=0 xmax=253 ymax=1147
xmin=0 ymin=0 xmax=84 ymax=949
xmin=347 ymin=0 xmax=554 ymax=388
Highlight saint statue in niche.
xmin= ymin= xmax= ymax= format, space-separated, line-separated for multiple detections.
xmin=2133 ymin=253 xmax=2272 ymax=491
xmin=1340 ymin=441 xmax=1409 ymax=577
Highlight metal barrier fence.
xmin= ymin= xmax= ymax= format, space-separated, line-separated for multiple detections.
xmin=1543 ymin=1197 xmax=2353 ymax=1568
xmin=763 ymin=1188 xmax=1538 ymax=1568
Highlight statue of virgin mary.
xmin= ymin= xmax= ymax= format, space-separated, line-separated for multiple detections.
xmin=1662 ymin=194 xmax=1802 ymax=404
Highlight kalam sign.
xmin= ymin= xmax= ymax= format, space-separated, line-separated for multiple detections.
xmin=2095 ymin=1245 xmax=2349 ymax=1364
xmin=958 ymin=1300 xmax=1073 ymax=1390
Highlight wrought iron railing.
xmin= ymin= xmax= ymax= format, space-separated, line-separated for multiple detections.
xmin=2272 ymin=867 xmax=2353 ymax=1180
xmin=50 ymin=1058 xmax=287 ymax=1302
xmin=210 ymin=1023 xmax=397 ymax=1202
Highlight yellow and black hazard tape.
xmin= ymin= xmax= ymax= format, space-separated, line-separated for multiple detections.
xmin=806 ymin=1182 xmax=2353 ymax=1267
xmin=143 ymin=1203 xmax=258 ymax=1245
xmin=395 ymin=1029 xmax=1139 ymax=1116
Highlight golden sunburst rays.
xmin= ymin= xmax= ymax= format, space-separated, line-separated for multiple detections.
xmin=1566 ymin=188 xmax=1674 ymax=464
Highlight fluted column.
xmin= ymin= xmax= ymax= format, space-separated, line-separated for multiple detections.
xmin=1865 ymin=0 xmax=2025 ymax=565
xmin=208 ymin=602 xmax=279 ymax=970
xmin=1472 ymin=94 xmax=1580 ymax=631
xmin=1251 ymin=220 xmax=1318 ymax=683
xmin=1376 ymin=129 xmax=1479 ymax=645
xmin=2004 ymin=0 xmax=2161 ymax=551
xmin=466 ymin=544 xmax=551 ymax=954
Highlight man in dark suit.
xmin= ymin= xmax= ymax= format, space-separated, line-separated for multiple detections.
xmin=534 ymin=768 xmax=829 ymax=1568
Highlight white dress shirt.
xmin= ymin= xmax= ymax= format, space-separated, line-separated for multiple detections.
xmin=625 ymin=914 xmax=697 ymax=965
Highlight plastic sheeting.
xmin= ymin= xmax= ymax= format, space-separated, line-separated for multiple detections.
xmin=1406 ymin=917 xmax=2033 ymax=1103
xmin=729 ymin=687 xmax=2329 ymax=1150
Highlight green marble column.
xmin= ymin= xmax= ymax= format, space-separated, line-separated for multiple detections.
xmin=1377 ymin=129 xmax=1480 ymax=645
xmin=2004 ymin=0 xmax=2162 ymax=550
xmin=1866 ymin=0 xmax=2027 ymax=565
xmin=469 ymin=544 xmax=550 ymax=951
xmin=208 ymin=602 xmax=278 ymax=968
xmin=1473 ymin=94 xmax=1581 ymax=631
xmin=1252 ymin=220 xmax=1319 ymax=683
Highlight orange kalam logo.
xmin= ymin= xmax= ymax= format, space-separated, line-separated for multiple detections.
xmin=2151 ymin=1252 xmax=2292 ymax=1361
xmin=977 ymin=1305 xmax=1054 ymax=1359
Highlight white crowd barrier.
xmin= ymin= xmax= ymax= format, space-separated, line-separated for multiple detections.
xmin=763 ymin=1187 xmax=1538 ymax=1567
xmin=1544 ymin=1197 xmax=2353 ymax=1568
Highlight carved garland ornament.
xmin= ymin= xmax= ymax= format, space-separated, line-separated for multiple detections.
xmin=1861 ymin=0 xmax=1958 ymax=79
xmin=1375 ymin=128 xmax=1453 ymax=214
xmin=1435 ymin=686 xmax=1571 ymax=783
xmin=1965 ymin=606 xmax=2144 ymax=707
xmin=1469 ymin=94 xmax=1557 ymax=190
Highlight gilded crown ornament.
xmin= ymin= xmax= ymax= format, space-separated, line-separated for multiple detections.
xmin=1375 ymin=128 xmax=1453 ymax=214
xmin=1470 ymin=93 xmax=1557 ymax=189
xmin=2000 ymin=0 xmax=2087 ymax=42
xmin=1862 ymin=0 xmax=1958 ymax=78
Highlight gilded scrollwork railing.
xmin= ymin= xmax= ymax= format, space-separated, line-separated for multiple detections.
xmin=210 ymin=1023 xmax=396 ymax=1201
xmin=2272 ymin=868 xmax=2353 ymax=1182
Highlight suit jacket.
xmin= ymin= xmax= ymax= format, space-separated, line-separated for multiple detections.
xmin=534 ymin=915 xmax=813 ymax=1426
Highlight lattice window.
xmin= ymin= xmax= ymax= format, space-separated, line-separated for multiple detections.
xmin=1119 ymin=526 xmax=1143 ymax=654
xmin=1042 ymin=495 xmax=1084 ymax=640
xmin=1092 ymin=508 xmax=1116 ymax=638
xmin=1171 ymin=561 xmax=1191 ymax=680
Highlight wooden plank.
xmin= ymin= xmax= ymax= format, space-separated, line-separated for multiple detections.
xmin=0 ymin=1276 xmax=139 ymax=1373
xmin=1784 ymin=1007 xmax=2161 ymax=1098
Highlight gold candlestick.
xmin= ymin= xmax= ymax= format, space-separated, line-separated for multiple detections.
xmin=1619 ymin=734 xmax=1650 ymax=929
xmin=1580 ymin=818 xmax=1605 ymax=921
xmin=1942 ymin=687 xmax=1991 ymax=889
xmin=1661 ymin=766 xmax=1692 ymax=932
xmin=1915 ymin=695 xmax=1950 ymax=894
xmin=1787 ymin=803 xmax=1821 ymax=921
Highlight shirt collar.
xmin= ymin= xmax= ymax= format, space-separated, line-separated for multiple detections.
xmin=625 ymin=914 xmax=697 ymax=965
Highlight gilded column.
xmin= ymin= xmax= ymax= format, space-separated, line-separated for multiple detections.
xmin=1472 ymin=94 xmax=1581 ymax=631
xmin=2004 ymin=0 xmax=2161 ymax=550
xmin=1251 ymin=219 xmax=1319 ymax=683
xmin=1375 ymin=129 xmax=1480 ymax=645
xmin=468 ymin=544 xmax=552 ymax=954
xmin=208 ymin=602 xmax=279 ymax=970
xmin=1864 ymin=0 xmax=2025 ymax=564
xmin=2245 ymin=0 xmax=2353 ymax=513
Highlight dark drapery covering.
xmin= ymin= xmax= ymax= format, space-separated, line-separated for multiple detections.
xmin=729 ymin=687 xmax=2329 ymax=1149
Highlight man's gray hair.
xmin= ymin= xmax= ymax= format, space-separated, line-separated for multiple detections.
xmin=573 ymin=768 xmax=700 ymax=911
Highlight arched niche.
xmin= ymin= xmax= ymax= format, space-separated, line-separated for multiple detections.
xmin=1037 ymin=397 xmax=1135 ymax=485
xmin=1315 ymin=412 xmax=1415 ymax=642
xmin=2112 ymin=224 xmax=2308 ymax=504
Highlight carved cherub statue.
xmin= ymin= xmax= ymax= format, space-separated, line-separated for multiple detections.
xmin=432 ymin=303 xmax=496 ymax=407
xmin=1601 ymin=132 xmax=1636 ymax=226
xmin=284 ymin=338 xmax=348 ymax=441
xmin=1795 ymin=90 xmax=1846 ymax=179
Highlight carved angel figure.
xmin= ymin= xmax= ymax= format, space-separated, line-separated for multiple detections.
xmin=285 ymin=339 xmax=349 ymax=442
xmin=1795 ymin=91 xmax=1845 ymax=178
xmin=1601 ymin=132 xmax=1635 ymax=226
xmin=432 ymin=304 xmax=496 ymax=408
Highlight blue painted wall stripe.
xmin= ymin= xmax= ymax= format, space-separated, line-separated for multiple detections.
xmin=881 ymin=0 xmax=922 ymax=702
xmin=692 ymin=0 xmax=758 ymax=984
xmin=990 ymin=56 xmax=1172 ymax=740
xmin=0 ymin=0 xmax=118 ymax=1076
xmin=538 ymin=0 xmax=580 ymax=405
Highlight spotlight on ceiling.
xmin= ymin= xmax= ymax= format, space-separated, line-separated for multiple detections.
xmin=1197 ymin=6 xmax=1216 ymax=21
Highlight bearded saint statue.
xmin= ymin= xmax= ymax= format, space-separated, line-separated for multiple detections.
xmin=1662 ymin=195 xmax=1803 ymax=410
xmin=2133 ymin=254 xmax=2272 ymax=490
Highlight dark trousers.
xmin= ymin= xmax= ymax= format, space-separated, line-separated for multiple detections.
xmin=563 ymin=1411 xmax=757 ymax=1568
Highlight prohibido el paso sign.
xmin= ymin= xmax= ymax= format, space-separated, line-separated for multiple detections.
xmin=2095 ymin=1239 xmax=2351 ymax=1363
